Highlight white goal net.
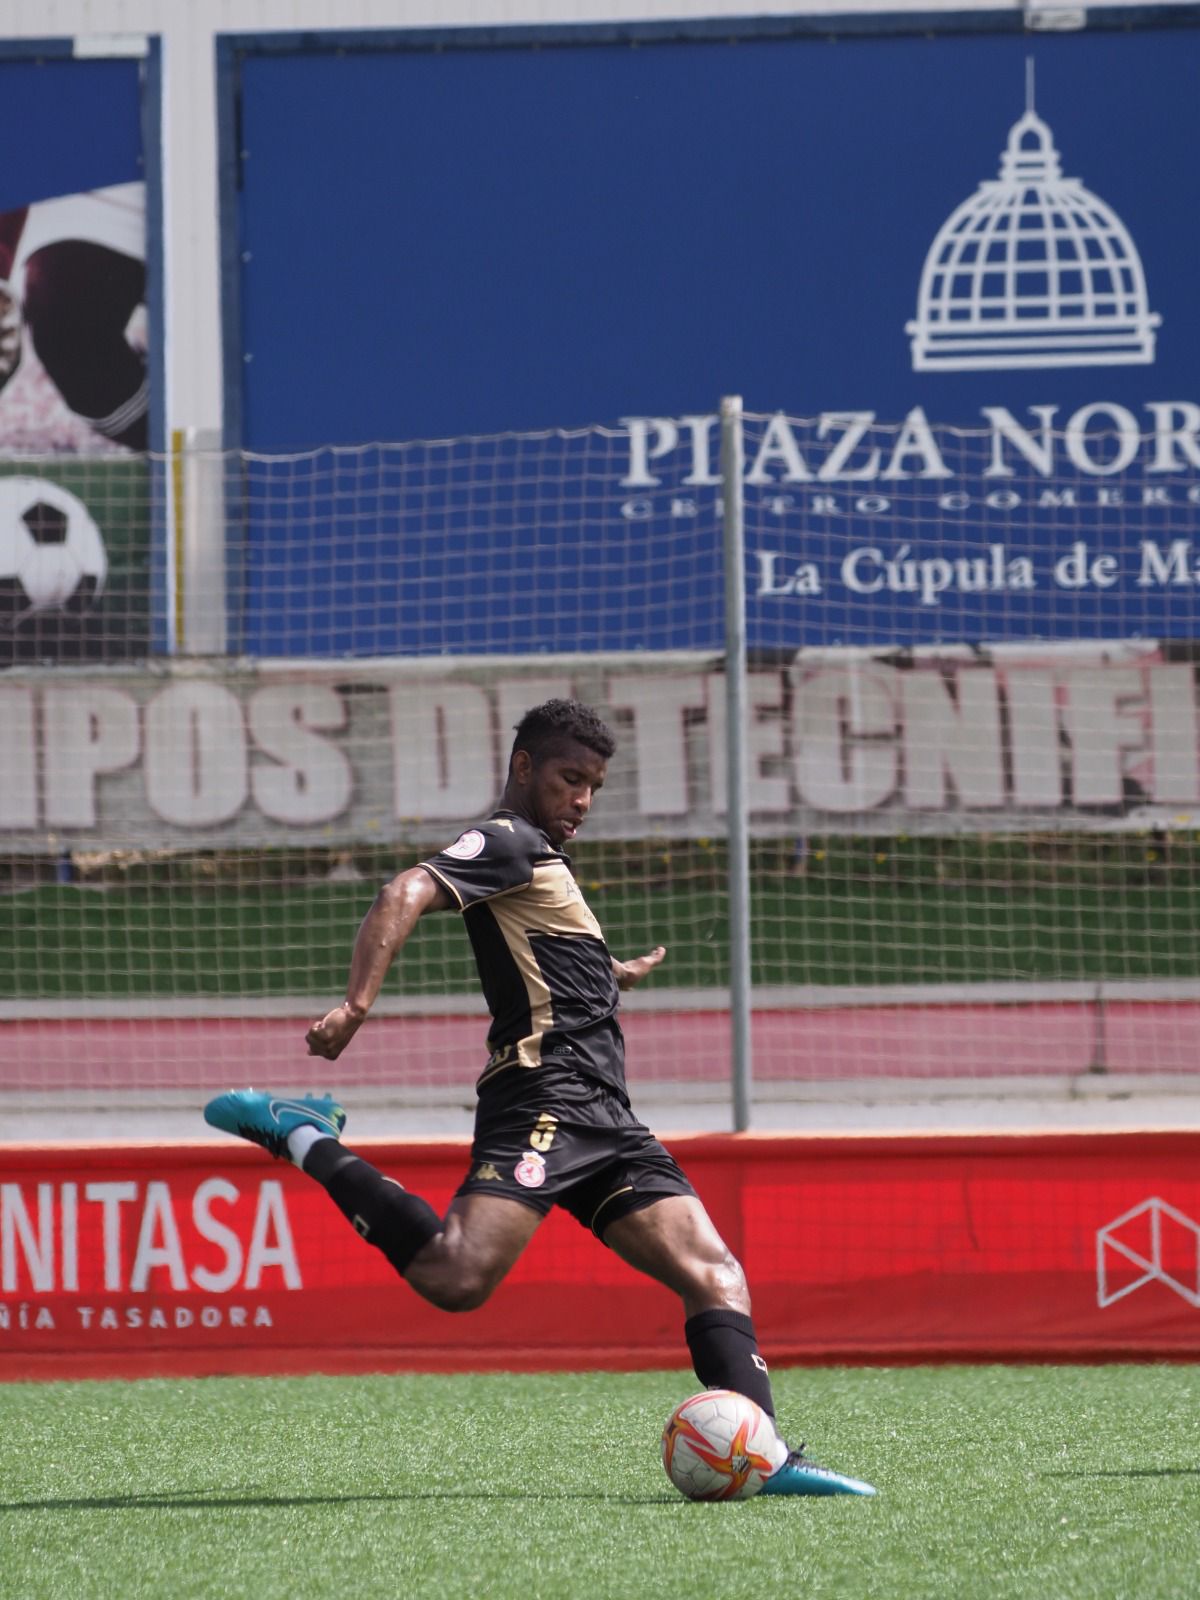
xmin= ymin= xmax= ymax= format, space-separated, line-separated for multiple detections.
xmin=0 ymin=411 xmax=1197 ymax=1135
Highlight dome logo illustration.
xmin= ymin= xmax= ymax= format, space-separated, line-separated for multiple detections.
xmin=907 ymin=67 xmax=1160 ymax=372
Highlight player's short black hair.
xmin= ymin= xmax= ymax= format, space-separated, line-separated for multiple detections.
xmin=510 ymin=698 xmax=616 ymax=768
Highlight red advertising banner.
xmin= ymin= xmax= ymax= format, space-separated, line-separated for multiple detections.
xmin=1 ymin=1132 xmax=1198 ymax=1381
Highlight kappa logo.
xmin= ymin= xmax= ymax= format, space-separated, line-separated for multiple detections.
xmin=1096 ymin=1197 xmax=1200 ymax=1309
xmin=908 ymin=64 xmax=1159 ymax=373
xmin=473 ymin=1162 xmax=503 ymax=1183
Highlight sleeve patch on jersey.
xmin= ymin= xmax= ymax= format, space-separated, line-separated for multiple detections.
xmin=443 ymin=829 xmax=486 ymax=860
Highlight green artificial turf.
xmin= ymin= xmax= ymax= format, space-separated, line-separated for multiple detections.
xmin=3 ymin=874 xmax=1200 ymax=999
xmin=0 ymin=1366 xmax=1196 ymax=1600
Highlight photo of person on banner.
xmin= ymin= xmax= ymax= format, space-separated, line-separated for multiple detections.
xmin=0 ymin=181 xmax=147 ymax=453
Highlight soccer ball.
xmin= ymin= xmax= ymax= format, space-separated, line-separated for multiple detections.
xmin=0 ymin=476 xmax=107 ymax=624
xmin=661 ymin=1389 xmax=783 ymax=1501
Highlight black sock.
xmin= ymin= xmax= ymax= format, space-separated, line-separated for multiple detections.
xmin=684 ymin=1308 xmax=777 ymax=1419
xmin=303 ymin=1140 xmax=443 ymax=1276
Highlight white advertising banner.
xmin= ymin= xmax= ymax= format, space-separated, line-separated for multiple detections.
xmin=1 ymin=646 xmax=1196 ymax=853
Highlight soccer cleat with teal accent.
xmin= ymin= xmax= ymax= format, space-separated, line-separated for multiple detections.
xmin=203 ymin=1090 xmax=347 ymax=1159
xmin=761 ymin=1446 xmax=877 ymax=1497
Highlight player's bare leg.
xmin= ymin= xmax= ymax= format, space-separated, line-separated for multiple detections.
xmin=604 ymin=1194 xmax=749 ymax=1317
xmin=606 ymin=1194 xmax=875 ymax=1497
xmin=605 ymin=1195 xmax=771 ymax=1420
xmin=401 ymin=1193 xmax=542 ymax=1312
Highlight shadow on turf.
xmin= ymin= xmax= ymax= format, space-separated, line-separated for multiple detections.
xmin=1042 ymin=1469 xmax=1200 ymax=1480
xmin=0 ymin=1488 xmax=682 ymax=1513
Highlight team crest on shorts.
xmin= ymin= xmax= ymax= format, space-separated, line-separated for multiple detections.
xmin=514 ymin=1150 xmax=547 ymax=1188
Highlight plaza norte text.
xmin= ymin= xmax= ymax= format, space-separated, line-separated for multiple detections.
xmin=620 ymin=404 xmax=1200 ymax=486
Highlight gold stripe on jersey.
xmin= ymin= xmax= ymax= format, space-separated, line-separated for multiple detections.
xmin=478 ymin=858 xmax=608 ymax=1079
xmin=425 ymin=861 xmax=544 ymax=917
xmin=485 ymin=904 xmax=553 ymax=1070
xmin=521 ymin=857 xmax=605 ymax=940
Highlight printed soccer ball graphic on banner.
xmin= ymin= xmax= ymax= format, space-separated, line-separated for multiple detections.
xmin=0 ymin=476 xmax=107 ymax=624
xmin=661 ymin=1389 xmax=782 ymax=1501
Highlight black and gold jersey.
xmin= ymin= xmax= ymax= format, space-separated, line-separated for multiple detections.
xmin=419 ymin=810 xmax=624 ymax=1092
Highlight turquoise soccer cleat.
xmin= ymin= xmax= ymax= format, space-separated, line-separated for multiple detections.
xmin=761 ymin=1445 xmax=877 ymax=1497
xmin=203 ymin=1090 xmax=347 ymax=1159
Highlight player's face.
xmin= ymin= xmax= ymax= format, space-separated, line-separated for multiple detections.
xmin=522 ymin=740 xmax=608 ymax=847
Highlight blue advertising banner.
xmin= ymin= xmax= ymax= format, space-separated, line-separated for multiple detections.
xmin=226 ymin=19 xmax=1200 ymax=656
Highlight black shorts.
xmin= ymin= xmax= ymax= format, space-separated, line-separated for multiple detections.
xmin=455 ymin=1065 xmax=696 ymax=1240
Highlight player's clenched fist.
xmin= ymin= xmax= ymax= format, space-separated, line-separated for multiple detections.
xmin=306 ymin=1001 xmax=366 ymax=1059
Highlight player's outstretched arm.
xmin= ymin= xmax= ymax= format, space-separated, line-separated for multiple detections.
xmin=613 ymin=945 xmax=666 ymax=991
xmin=307 ymin=867 xmax=452 ymax=1059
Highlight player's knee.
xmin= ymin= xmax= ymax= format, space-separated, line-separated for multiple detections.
xmin=424 ymin=1270 xmax=495 ymax=1314
xmin=692 ymin=1248 xmax=750 ymax=1313
xmin=410 ymin=1244 xmax=503 ymax=1312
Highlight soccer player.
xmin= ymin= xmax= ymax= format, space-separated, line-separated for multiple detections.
xmin=205 ymin=698 xmax=874 ymax=1497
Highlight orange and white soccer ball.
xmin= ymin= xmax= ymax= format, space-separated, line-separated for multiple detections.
xmin=661 ymin=1389 xmax=784 ymax=1501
